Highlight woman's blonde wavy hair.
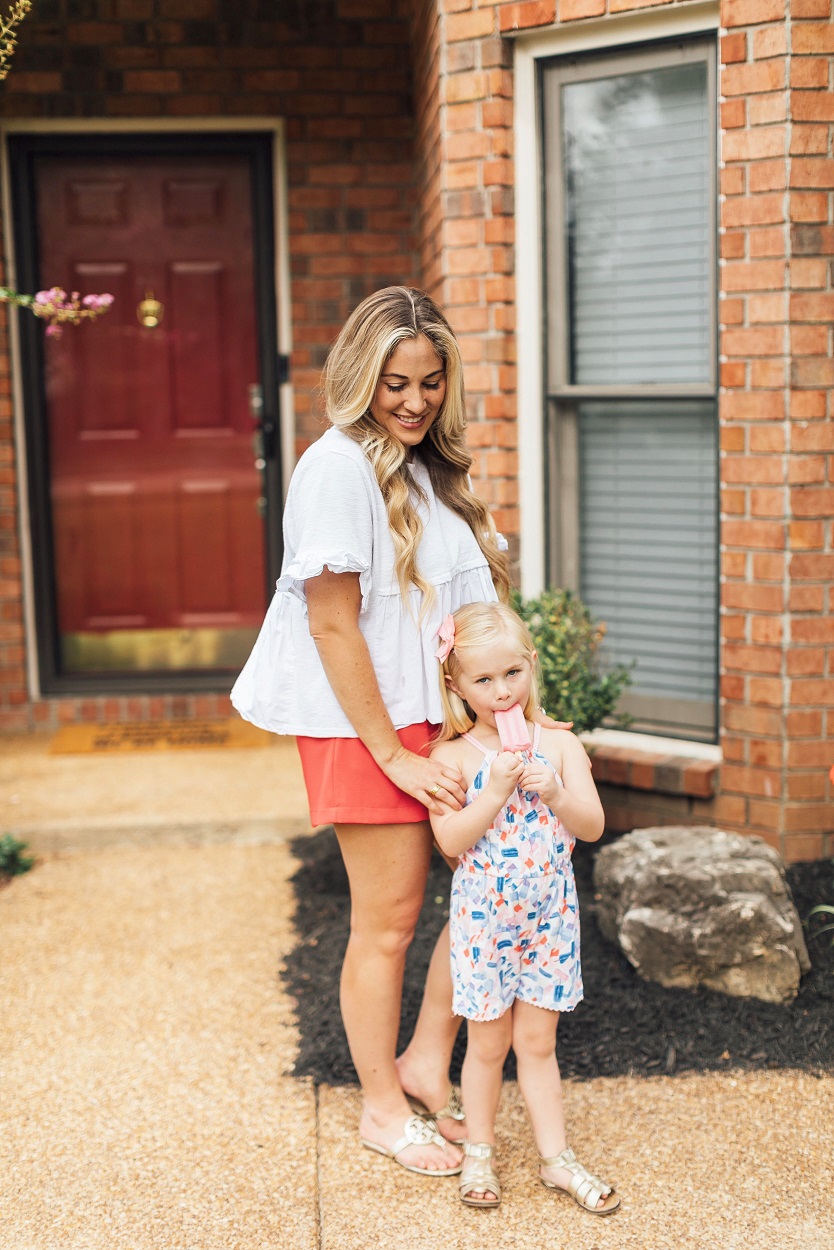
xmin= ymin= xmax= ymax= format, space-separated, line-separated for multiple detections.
xmin=436 ymin=601 xmax=540 ymax=742
xmin=322 ymin=286 xmax=510 ymax=608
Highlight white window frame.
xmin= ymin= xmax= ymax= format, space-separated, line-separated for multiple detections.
xmin=511 ymin=0 xmax=720 ymax=598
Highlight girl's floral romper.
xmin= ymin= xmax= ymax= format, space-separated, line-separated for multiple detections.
xmin=450 ymin=722 xmax=584 ymax=1022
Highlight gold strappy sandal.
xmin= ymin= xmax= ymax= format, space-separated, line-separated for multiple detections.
xmin=407 ymin=1087 xmax=466 ymax=1144
xmin=360 ymin=1114 xmax=462 ymax=1177
xmin=539 ymin=1147 xmax=620 ymax=1215
xmin=459 ymin=1142 xmax=501 ymax=1208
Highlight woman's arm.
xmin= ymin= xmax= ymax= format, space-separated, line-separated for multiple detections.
xmin=305 ymin=568 xmax=467 ymax=814
xmin=430 ymin=746 xmax=523 ymax=858
xmin=519 ymin=730 xmax=605 ymax=843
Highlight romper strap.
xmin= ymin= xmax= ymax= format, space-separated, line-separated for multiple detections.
xmin=462 ymin=730 xmax=492 ymax=756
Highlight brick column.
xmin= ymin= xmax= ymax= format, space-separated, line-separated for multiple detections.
xmin=785 ymin=0 xmax=834 ymax=855
xmin=719 ymin=0 xmax=833 ymax=859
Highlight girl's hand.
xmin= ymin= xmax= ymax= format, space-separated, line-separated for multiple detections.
xmin=533 ymin=707 xmax=573 ymax=731
xmin=519 ymin=760 xmax=561 ymax=808
xmin=488 ymin=751 xmax=524 ymax=803
xmin=383 ymin=747 xmax=468 ymax=815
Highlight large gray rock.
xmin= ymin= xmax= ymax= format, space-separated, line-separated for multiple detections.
xmin=593 ymin=826 xmax=811 ymax=1004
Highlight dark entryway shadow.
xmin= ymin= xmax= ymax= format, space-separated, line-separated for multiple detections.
xmin=283 ymin=826 xmax=834 ymax=1084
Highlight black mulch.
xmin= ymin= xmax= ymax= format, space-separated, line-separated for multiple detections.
xmin=282 ymin=827 xmax=834 ymax=1084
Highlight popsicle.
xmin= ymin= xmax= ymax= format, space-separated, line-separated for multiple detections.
xmin=494 ymin=704 xmax=532 ymax=755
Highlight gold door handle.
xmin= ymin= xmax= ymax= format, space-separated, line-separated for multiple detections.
xmin=137 ymin=291 xmax=163 ymax=328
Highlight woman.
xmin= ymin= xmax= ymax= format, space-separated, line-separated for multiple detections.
xmin=232 ymin=286 xmax=512 ymax=1175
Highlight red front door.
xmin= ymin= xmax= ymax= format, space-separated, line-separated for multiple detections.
xmin=36 ymin=151 xmax=268 ymax=676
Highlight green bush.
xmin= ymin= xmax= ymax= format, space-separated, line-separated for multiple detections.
xmin=0 ymin=834 xmax=35 ymax=879
xmin=512 ymin=587 xmax=632 ymax=735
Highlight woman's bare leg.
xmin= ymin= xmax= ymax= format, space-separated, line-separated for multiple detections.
xmin=334 ymin=820 xmax=461 ymax=1171
xmin=396 ymin=846 xmax=466 ymax=1141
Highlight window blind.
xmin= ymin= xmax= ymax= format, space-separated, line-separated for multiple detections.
xmin=562 ymin=62 xmax=711 ymax=386
xmin=578 ymin=399 xmax=718 ymax=738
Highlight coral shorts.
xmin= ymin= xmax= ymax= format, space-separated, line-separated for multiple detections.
xmin=296 ymin=721 xmax=439 ymax=827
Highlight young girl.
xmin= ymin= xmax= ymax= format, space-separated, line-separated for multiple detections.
xmin=430 ymin=601 xmax=620 ymax=1215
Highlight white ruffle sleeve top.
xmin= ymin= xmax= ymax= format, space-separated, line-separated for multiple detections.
xmin=231 ymin=426 xmax=500 ymax=737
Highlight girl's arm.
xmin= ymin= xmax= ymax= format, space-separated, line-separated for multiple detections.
xmin=429 ymin=744 xmax=523 ymax=859
xmin=305 ymin=569 xmax=468 ymax=815
xmin=519 ymin=730 xmax=605 ymax=843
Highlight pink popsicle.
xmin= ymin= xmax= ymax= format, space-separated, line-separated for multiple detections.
xmin=494 ymin=704 xmax=532 ymax=753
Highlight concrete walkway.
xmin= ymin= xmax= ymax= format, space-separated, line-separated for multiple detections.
xmin=1 ymin=733 xmax=832 ymax=1250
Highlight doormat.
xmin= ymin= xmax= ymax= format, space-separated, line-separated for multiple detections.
xmin=50 ymin=718 xmax=276 ymax=755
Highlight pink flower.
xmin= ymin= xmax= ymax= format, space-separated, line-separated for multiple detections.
xmin=434 ymin=613 xmax=456 ymax=663
xmin=45 ymin=324 xmax=62 ymax=338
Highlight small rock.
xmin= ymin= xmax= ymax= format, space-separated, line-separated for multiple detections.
xmin=593 ymin=826 xmax=811 ymax=1004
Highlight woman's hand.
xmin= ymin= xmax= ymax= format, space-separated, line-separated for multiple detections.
xmin=382 ymin=746 xmax=468 ymax=815
xmin=533 ymin=707 xmax=573 ymax=731
xmin=487 ymin=751 xmax=524 ymax=803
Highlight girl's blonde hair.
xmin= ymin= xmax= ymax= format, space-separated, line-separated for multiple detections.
xmin=437 ymin=601 xmax=540 ymax=741
xmin=322 ymin=286 xmax=510 ymax=608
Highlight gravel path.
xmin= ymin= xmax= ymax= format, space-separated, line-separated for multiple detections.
xmin=2 ymin=733 xmax=833 ymax=1249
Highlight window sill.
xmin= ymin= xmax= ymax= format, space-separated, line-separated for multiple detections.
xmin=581 ymin=729 xmax=721 ymax=800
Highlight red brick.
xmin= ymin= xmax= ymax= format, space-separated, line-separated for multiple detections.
xmin=791 ymin=59 xmax=831 ymax=90
xmin=722 ymin=391 xmax=786 ymax=420
xmin=753 ymin=25 xmax=787 ymax=58
xmin=790 ymin=192 xmax=830 ymax=222
xmin=795 ymin=125 xmax=830 ymax=156
xmin=498 ymin=1 xmax=556 ymax=32
xmin=782 ymin=834 xmax=827 ymax=861
xmin=789 ymin=585 xmax=824 ymax=611
xmin=722 ymin=583 xmax=784 ymax=614
xmin=787 ymin=647 xmax=826 ymax=674
xmin=790 ymin=519 xmax=826 ymax=548
xmin=792 ymin=423 xmax=834 ymax=452
xmin=749 ymin=162 xmax=789 ymax=194
xmin=745 ymin=226 xmax=785 ymax=257
xmin=792 ymin=358 xmax=834 ymax=387
xmin=721 ymin=32 xmax=747 ymax=62
xmin=721 ymin=99 xmax=746 ymax=130
xmin=749 ymin=92 xmax=788 ymax=127
xmin=721 ymin=764 xmax=783 ymax=799
xmin=786 ymin=710 xmax=823 ymax=736
xmin=722 ymin=520 xmax=786 ymax=549
xmin=790 ymin=257 xmax=830 ymax=286
xmin=723 ymin=0 xmax=786 ymax=22
xmin=791 ymin=158 xmax=834 ymax=188
xmin=790 ymin=678 xmax=834 ymax=705
xmin=721 ymin=259 xmax=787 ymax=291
xmin=792 ymin=22 xmax=834 ymax=53
xmin=790 ymin=391 xmax=827 ymax=419
xmin=721 ymin=166 xmax=746 ymax=196
xmin=793 ymin=617 xmax=834 ymax=643
xmin=750 ymin=360 xmax=788 ymax=388
xmin=723 ymin=126 xmax=786 ymax=162
xmin=447 ymin=8 xmax=496 ymax=39
xmin=722 ymin=60 xmax=786 ymax=96
xmin=749 ymin=674 xmax=787 ymax=705
xmin=791 ymin=0 xmax=831 ymax=14
xmin=722 ymin=193 xmax=785 ymax=228
xmin=792 ymin=90 xmax=834 ymax=123
xmin=790 ymin=292 xmax=834 ymax=322
xmin=557 ymin=0 xmax=605 ymax=19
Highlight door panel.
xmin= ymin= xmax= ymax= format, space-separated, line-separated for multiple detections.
xmin=35 ymin=152 xmax=268 ymax=676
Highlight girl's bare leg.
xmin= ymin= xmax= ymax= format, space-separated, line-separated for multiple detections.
xmin=334 ymin=820 xmax=461 ymax=1172
xmin=513 ymin=1001 xmax=607 ymax=1206
xmin=458 ymin=1012 xmax=513 ymax=1200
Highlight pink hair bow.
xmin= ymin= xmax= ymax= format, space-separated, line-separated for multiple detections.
xmin=435 ymin=614 xmax=456 ymax=662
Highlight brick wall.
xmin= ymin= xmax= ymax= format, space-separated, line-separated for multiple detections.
xmin=0 ymin=0 xmax=419 ymax=729
xmin=717 ymin=0 xmax=834 ymax=860
xmin=412 ymin=0 xmax=832 ymax=860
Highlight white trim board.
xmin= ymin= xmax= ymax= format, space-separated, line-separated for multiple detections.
xmin=0 ymin=117 xmax=293 ymax=701
xmin=513 ymin=1 xmax=720 ymax=598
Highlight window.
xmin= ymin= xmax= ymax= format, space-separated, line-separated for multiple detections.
xmin=542 ymin=38 xmax=718 ymax=741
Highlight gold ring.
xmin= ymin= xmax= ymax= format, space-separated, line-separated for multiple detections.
xmin=429 ymin=784 xmax=441 ymax=797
